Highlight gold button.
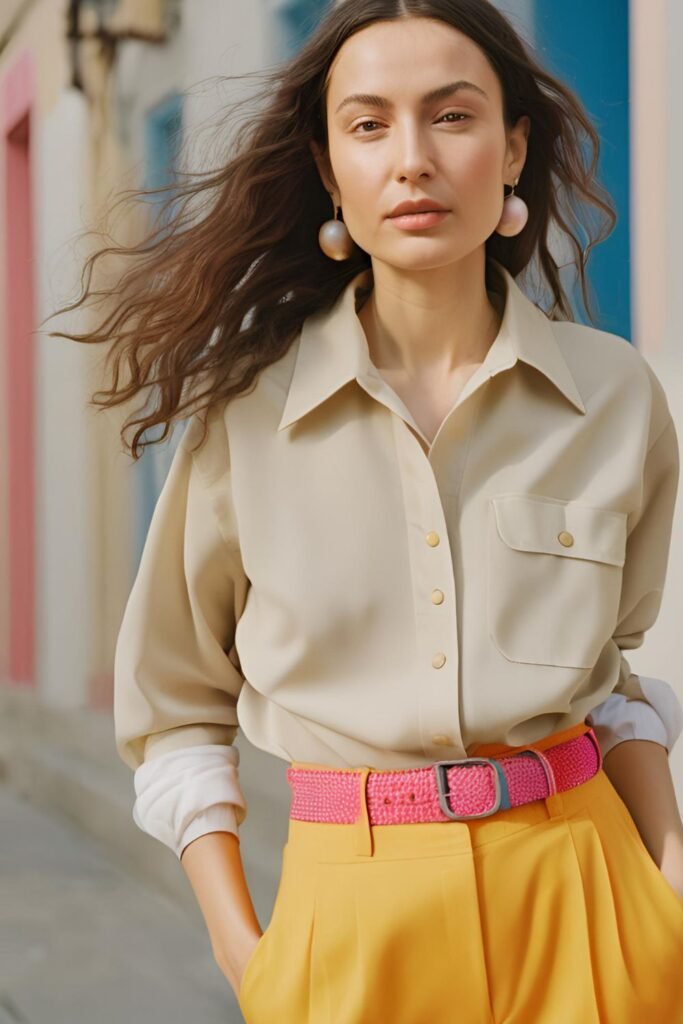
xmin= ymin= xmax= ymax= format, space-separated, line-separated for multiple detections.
xmin=432 ymin=652 xmax=447 ymax=669
xmin=432 ymin=734 xmax=453 ymax=746
xmin=558 ymin=530 xmax=574 ymax=547
xmin=425 ymin=531 xmax=440 ymax=547
xmin=431 ymin=589 xmax=445 ymax=605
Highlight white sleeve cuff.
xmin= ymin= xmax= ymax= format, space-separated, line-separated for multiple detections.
xmin=587 ymin=677 xmax=683 ymax=758
xmin=132 ymin=744 xmax=247 ymax=860
xmin=177 ymin=804 xmax=243 ymax=860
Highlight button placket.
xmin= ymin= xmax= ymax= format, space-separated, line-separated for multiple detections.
xmin=391 ymin=415 xmax=466 ymax=758
xmin=427 ymin=539 xmax=447 ymax=669
xmin=423 ymin=400 xmax=484 ymax=758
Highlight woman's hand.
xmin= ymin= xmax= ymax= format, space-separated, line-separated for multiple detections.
xmin=215 ymin=927 xmax=264 ymax=998
xmin=658 ymin=831 xmax=683 ymax=900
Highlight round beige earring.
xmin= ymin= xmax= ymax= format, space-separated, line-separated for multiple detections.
xmin=318 ymin=193 xmax=354 ymax=260
xmin=494 ymin=175 xmax=529 ymax=237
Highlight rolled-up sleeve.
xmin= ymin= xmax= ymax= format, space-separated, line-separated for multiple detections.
xmin=132 ymin=744 xmax=247 ymax=858
xmin=604 ymin=411 xmax=681 ymax=749
xmin=113 ymin=405 xmax=250 ymax=845
xmin=587 ymin=680 xmax=683 ymax=758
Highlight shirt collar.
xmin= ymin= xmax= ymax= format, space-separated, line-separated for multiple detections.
xmin=277 ymin=258 xmax=586 ymax=432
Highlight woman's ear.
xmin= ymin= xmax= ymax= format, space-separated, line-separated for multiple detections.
xmin=506 ymin=114 xmax=531 ymax=182
xmin=309 ymin=140 xmax=337 ymax=198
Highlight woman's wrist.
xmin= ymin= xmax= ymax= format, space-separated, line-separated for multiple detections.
xmin=180 ymin=831 xmax=263 ymax=973
xmin=213 ymin=919 xmax=263 ymax=993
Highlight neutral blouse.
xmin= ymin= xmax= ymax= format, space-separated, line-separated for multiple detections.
xmin=113 ymin=258 xmax=682 ymax=858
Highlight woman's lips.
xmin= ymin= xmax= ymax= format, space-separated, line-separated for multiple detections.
xmin=388 ymin=210 xmax=450 ymax=230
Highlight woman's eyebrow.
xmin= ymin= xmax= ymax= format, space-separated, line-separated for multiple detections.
xmin=334 ymin=80 xmax=489 ymax=115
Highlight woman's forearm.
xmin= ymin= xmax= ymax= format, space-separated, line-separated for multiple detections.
xmin=180 ymin=831 xmax=262 ymax=988
xmin=601 ymin=738 xmax=683 ymax=892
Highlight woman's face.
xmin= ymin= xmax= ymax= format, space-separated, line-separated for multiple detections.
xmin=311 ymin=17 xmax=529 ymax=271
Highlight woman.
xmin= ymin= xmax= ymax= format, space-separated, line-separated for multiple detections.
xmin=50 ymin=1 xmax=683 ymax=1020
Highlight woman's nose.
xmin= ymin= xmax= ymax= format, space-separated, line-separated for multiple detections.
xmin=391 ymin=127 xmax=437 ymax=181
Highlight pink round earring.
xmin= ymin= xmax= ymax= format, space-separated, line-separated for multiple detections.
xmin=318 ymin=194 xmax=354 ymax=260
xmin=495 ymin=177 xmax=529 ymax=237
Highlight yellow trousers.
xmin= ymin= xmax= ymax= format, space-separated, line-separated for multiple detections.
xmin=237 ymin=722 xmax=683 ymax=1023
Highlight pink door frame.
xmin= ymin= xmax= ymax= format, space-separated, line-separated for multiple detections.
xmin=2 ymin=51 xmax=35 ymax=687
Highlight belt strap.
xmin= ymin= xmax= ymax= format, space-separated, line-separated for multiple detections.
xmin=286 ymin=727 xmax=602 ymax=825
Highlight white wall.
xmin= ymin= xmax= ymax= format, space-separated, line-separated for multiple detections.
xmin=112 ymin=0 xmax=273 ymax=507
xmin=115 ymin=0 xmax=271 ymax=198
xmin=37 ymin=87 xmax=93 ymax=708
xmin=664 ymin=0 xmax=683 ymax=351
xmin=629 ymin=0 xmax=683 ymax=800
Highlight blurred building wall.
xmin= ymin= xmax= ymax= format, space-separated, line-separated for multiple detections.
xmin=0 ymin=1 xmax=95 ymax=711
xmin=0 ymin=0 xmax=279 ymax=717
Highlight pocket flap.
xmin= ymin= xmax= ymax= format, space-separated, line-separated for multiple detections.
xmin=491 ymin=494 xmax=627 ymax=567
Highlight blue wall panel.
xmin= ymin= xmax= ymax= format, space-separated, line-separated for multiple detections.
xmin=133 ymin=93 xmax=185 ymax=571
xmin=532 ymin=0 xmax=631 ymax=339
xmin=270 ymin=0 xmax=333 ymax=57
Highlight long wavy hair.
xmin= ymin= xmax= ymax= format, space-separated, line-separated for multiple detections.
xmin=46 ymin=0 xmax=617 ymax=460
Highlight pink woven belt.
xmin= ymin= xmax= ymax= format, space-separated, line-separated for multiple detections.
xmin=286 ymin=727 xmax=602 ymax=824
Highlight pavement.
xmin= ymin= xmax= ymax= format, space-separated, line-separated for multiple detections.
xmin=0 ymin=783 xmax=246 ymax=1024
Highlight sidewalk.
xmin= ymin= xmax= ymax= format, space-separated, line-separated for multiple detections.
xmin=0 ymin=784 xmax=244 ymax=1024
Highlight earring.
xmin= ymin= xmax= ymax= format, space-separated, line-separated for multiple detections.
xmin=318 ymin=193 xmax=354 ymax=260
xmin=494 ymin=176 xmax=529 ymax=237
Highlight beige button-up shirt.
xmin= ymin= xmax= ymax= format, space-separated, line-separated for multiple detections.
xmin=114 ymin=258 xmax=680 ymax=778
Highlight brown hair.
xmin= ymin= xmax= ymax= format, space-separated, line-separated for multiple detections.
xmin=46 ymin=0 xmax=616 ymax=460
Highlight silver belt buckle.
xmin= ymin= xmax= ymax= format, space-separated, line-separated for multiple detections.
xmin=433 ymin=757 xmax=504 ymax=820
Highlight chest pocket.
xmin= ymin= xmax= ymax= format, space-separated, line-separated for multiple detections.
xmin=487 ymin=493 xmax=628 ymax=669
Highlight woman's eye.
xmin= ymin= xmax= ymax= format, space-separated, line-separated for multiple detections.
xmin=352 ymin=113 xmax=470 ymax=134
xmin=438 ymin=112 xmax=470 ymax=124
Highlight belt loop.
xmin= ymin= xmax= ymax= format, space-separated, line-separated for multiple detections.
xmin=512 ymin=746 xmax=565 ymax=820
xmin=544 ymin=790 xmax=565 ymax=819
xmin=354 ymin=766 xmax=375 ymax=858
xmin=534 ymin=748 xmax=564 ymax=820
